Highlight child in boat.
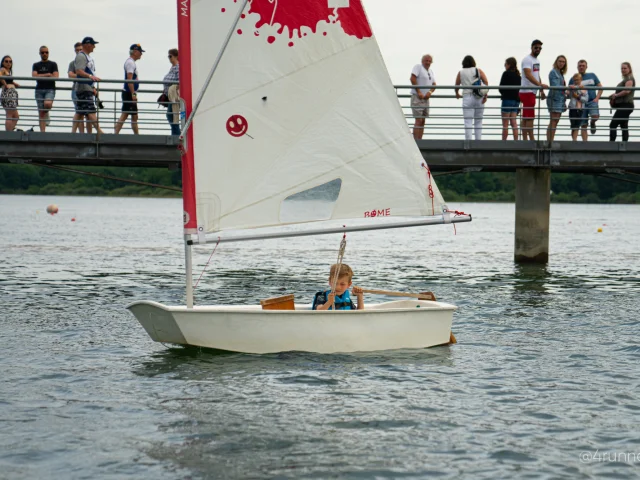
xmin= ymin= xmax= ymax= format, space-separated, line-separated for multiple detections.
xmin=312 ymin=263 xmax=365 ymax=311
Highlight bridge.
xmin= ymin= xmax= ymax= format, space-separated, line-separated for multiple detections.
xmin=2 ymin=80 xmax=640 ymax=263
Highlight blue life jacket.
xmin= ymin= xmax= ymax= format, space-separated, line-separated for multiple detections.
xmin=312 ymin=290 xmax=356 ymax=311
xmin=123 ymin=60 xmax=139 ymax=92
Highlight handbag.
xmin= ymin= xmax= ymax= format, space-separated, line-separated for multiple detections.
xmin=157 ymin=92 xmax=169 ymax=107
xmin=472 ymin=68 xmax=488 ymax=98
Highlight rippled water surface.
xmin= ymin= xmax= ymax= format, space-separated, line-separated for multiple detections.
xmin=1 ymin=195 xmax=639 ymax=479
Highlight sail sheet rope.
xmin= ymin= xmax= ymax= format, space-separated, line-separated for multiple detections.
xmin=330 ymin=232 xmax=347 ymax=296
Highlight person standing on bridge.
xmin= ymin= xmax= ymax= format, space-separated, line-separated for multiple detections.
xmin=409 ymin=54 xmax=436 ymax=140
xmin=455 ymin=55 xmax=489 ymax=141
xmin=569 ymin=60 xmax=603 ymax=138
xmin=115 ymin=44 xmax=144 ymax=135
xmin=32 ymin=46 xmax=59 ymax=132
xmin=74 ymin=37 xmax=102 ymax=134
xmin=520 ymin=40 xmax=548 ymax=141
xmin=68 ymin=42 xmax=85 ymax=133
xmin=162 ymin=48 xmax=180 ymax=136
xmin=608 ymin=62 xmax=635 ymax=142
xmin=499 ymin=57 xmax=521 ymax=140
xmin=546 ymin=55 xmax=568 ymax=143
xmin=0 ymin=55 xmax=20 ymax=131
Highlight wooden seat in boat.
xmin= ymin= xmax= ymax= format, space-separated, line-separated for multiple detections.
xmin=260 ymin=294 xmax=295 ymax=311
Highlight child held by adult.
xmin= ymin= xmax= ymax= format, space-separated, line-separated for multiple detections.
xmin=312 ymin=264 xmax=364 ymax=311
xmin=568 ymin=73 xmax=588 ymax=142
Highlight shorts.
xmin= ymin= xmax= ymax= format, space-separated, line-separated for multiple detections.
xmin=546 ymin=94 xmax=565 ymax=114
xmin=122 ymin=91 xmax=138 ymax=114
xmin=569 ymin=109 xmax=585 ymax=130
xmin=519 ymin=92 xmax=536 ymax=119
xmin=1 ymin=87 xmax=19 ymax=110
xmin=501 ymin=99 xmax=520 ymax=114
xmin=35 ymin=89 xmax=55 ymax=110
xmin=582 ymin=100 xmax=599 ymax=120
xmin=71 ymin=89 xmax=78 ymax=109
xmin=76 ymin=91 xmax=96 ymax=114
xmin=410 ymin=94 xmax=429 ymax=118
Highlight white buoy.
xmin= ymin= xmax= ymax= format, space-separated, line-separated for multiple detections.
xmin=46 ymin=204 xmax=59 ymax=215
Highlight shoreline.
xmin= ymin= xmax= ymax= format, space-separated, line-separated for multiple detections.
xmin=1 ymin=191 xmax=638 ymax=204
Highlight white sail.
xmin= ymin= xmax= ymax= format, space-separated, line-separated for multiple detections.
xmin=189 ymin=0 xmax=446 ymax=233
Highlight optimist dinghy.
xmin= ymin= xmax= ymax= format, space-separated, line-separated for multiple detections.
xmin=127 ymin=0 xmax=471 ymax=354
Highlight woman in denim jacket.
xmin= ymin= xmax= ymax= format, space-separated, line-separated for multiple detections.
xmin=546 ymin=55 xmax=567 ymax=142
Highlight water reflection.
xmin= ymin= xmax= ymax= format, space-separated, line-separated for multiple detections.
xmin=511 ymin=263 xmax=552 ymax=306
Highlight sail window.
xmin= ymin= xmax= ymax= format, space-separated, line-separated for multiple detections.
xmin=280 ymin=179 xmax=342 ymax=224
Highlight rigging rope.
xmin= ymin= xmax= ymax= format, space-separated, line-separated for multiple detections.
xmin=30 ymin=163 xmax=182 ymax=192
xmin=421 ymin=163 xmax=435 ymax=215
xmin=330 ymin=232 xmax=347 ymax=296
xmin=194 ymin=237 xmax=221 ymax=289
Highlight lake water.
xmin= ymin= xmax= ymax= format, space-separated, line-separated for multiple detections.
xmin=1 ymin=195 xmax=639 ymax=479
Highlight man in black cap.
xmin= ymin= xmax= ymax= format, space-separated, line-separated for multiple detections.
xmin=74 ymin=37 xmax=102 ymax=133
xmin=115 ymin=44 xmax=145 ymax=134
xmin=520 ymin=39 xmax=549 ymax=140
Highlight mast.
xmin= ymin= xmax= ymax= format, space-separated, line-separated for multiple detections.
xmin=177 ymin=0 xmax=251 ymax=307
xmin=178 ymin=0 xmax=197 ymax=307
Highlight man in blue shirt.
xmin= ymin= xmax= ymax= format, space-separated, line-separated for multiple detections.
xmin=569 ymin=59 xmax=602 ymax=137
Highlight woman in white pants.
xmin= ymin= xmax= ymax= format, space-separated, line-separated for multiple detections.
xmin=455 ymin=55 xmax=489 ymax=140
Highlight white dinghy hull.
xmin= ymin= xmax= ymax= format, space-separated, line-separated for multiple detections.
xmin=127 ymin=300 xmax=456 ymax=354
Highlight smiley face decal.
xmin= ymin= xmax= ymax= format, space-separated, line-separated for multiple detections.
xmin=226 ymin=115 xmax=248 ymax=137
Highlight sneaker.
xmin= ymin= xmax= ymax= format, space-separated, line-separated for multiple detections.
xmin=45 ymin=111 xmax=51 ymax=126
xmin=590 ymin=121 xmax=596 ymax=135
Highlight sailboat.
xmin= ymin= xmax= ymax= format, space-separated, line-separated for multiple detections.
xmin=127 ymin=0 xmax=472 ymax=354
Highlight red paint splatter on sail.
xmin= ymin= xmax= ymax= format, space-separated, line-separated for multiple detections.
xmin=335 ymin=1 xmax=372 ymax=39
xmin=239 ymin=0 xmax=372 ymax=41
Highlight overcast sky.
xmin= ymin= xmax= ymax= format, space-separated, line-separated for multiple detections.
xmin=4 ymin=0 xmax=638 ymax=91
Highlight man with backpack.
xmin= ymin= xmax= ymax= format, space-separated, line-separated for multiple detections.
xmin=74 ymin=37 xmax=102 ymax=134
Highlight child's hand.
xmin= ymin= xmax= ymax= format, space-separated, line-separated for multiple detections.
xmin=326 ymin=293 xmax=335 ymax=306
xmin=352 ymin=286 xmax=363 ymax=295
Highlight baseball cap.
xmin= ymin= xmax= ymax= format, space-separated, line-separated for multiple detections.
xmin=130 ymin=44 xmax=146 ymax=53
xmin=531 ymin=39 xmax=543 ymax=47
xmin=82 ymin=36 xmax=99 ymax=45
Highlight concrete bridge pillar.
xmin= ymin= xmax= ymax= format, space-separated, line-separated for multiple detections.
xmin=514 ymin=168 xmax=550 ymax=263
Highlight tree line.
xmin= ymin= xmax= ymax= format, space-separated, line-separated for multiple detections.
xmin=0 ymin=165 xmax=638 ymax=203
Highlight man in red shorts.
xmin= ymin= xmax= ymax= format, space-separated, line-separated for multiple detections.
xmin=520 ymin=40 xmax=549 ymax=140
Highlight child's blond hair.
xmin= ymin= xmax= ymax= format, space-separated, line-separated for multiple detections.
xmin=329 ymin=263 xmax=353 ymax=282
xmin=572 ymin=73 xmax=582 ymax=83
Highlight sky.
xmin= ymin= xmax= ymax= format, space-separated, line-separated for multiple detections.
xmin=3 ymin=0 xmax=638 ymax=96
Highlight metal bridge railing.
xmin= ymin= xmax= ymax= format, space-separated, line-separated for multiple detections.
xmin=395 ymin=84 xmax=639 ymax=142
xmin=0 ymin=77 xmax=180 ymax=135
xmin=1 ymin=77 xmax=637 ymax=141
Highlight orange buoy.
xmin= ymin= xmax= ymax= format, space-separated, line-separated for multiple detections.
xmin=46 ymin=204 xmax=59 ymax=215
xmin=71 ymin=218 xmax=76 ymax=222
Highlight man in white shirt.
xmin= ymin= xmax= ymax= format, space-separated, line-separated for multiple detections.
xmin=519 ymin=40 xmax=548 ymax=140
xmin=115 ymin=44 xmax=144 ymax=134
xmin=410 ymin=54 xmax=436 ymax=140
